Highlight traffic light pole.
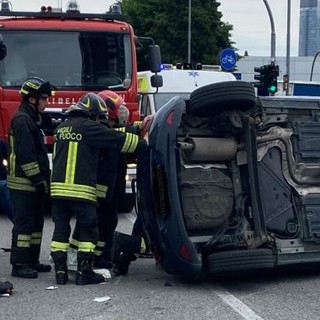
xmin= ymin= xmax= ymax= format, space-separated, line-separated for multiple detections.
xmin=254 ymin=1 xmax=279 ymax=96
xmin=284 ymin=0 xmax=291 ymax=96
xmin=187 ymin=0 xmax=191 ymax=64
xmin=263 ymin=0 xmax=276 ymax=65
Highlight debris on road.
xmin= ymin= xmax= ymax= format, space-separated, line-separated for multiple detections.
xmin=93 ymin=295 xmax=111 ymax=303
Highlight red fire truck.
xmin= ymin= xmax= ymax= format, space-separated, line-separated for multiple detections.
xmin=0 ymin=4 xmax=161 ymax=212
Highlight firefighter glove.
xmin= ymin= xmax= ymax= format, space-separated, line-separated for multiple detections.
xmin=0 ymin=281 xmax=13 ymax=295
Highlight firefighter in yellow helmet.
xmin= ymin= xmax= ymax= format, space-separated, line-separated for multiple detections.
xmin=50 ymin=92 xmax=147 ymax=285
xmin=8 ymin=76 xmax=55 ymax=279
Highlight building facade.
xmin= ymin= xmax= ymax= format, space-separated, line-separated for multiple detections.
xmin=299 ymin=0 xmax=319 ymax=56
xmin=235 ymin=56 xmax=320 ymax=95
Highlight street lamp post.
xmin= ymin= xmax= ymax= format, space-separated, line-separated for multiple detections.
xmin=310 ymin=51 xmax=320 ymax=81
xmin=262 ymin=0 xmax=276 ymax=64
xmin=188 ymin=0 xmax=191 ymax=64
xmin=285 ymin=0 xmax=291 ymax=95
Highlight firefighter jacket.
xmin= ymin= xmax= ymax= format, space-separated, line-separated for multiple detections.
xmin=51 ymin=112 xmax=146 ymax=203
xmin=96 ymin=123 xmax=142 ymax=201
xmin=7 ymin=102 xmax=49 ymax=192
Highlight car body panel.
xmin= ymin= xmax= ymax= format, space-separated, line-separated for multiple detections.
xmin=137 ymin=84 xmax=320 ymax=280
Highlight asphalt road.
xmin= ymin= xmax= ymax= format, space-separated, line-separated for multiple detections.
xmin=1 ymin=212 xmax=320 ymax=320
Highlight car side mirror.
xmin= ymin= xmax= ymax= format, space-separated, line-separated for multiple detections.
xmin=150 ymin=74 xmax=163 ymax=88
xmin=149 ymin=45 xmax=162 ymax=73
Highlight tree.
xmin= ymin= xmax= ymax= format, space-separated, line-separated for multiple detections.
xmin=120 ymin=0 xmax=234 ymax=68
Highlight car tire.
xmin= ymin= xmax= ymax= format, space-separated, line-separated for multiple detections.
xmin=207 ymin=248 xmax=274 ymax=274
xmin=189 ymin=81 xmax=256 ymax=118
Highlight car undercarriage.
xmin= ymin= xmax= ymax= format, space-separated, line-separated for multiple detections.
xmin=137 ymin=81 xmax=320 ymax=280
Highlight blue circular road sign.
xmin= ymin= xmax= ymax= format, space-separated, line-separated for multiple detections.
xmin=219 ymin=48 xmax=236 ymax=71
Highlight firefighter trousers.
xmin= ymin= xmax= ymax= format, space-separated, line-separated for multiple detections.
xmin=10 ymin=190 xmax=45 ymax=266
xmin=95 ymin=196 xmax=118 ymax=257
xmin=51 ymin=199 xmax=98 ymax=261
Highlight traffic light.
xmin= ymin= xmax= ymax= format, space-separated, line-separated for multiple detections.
xmin=254 ymin=64 xmax=269 ymax=96
xmin=254 ymin=64 xmax=279 ymax=96
xmin=266 ymin=64 xmax=279 ymax=94
xmin=254 ymin=65 xmax=268 ymax=85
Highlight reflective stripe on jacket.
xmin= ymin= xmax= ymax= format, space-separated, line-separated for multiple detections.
xmin=7 ymin=102 xmax=49 ymax=192
xmin=50 ymin=114 xmax=143 ymax=203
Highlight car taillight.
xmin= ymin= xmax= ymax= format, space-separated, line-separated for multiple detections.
xmin=166 ymin=111 xmax=174 ymax=126
xmin=180 ymin=244 xmax=192 ymax=261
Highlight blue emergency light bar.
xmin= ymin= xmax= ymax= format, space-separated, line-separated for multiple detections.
xmin=0 ymin=0 xmax=11 ymax=12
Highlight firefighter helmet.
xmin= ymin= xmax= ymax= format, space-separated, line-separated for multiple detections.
xmin=74 ymin=92 xmax=108 ymax=119
xmin=97 ymin=90 xmax=125 ymax=120
xmin=117 ymin=104 xmax=129 ymax=125
xmin=20 ymin=77 xmax=54 ymax=99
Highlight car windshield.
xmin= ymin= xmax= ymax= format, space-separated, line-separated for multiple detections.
xmin=0 ymin=30 xmax=132 ymax=90
xmin=154 ymin=92 xmax=190 ymax=111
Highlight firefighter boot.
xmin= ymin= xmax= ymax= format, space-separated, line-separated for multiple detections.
xmin=0 ymin=281 xmax=13 ymax=295
xmin=30 ymin=263 xmax=52 ymax=273
xmin=112 ymin=232 xmax=141 ymax=276
xmin=11 ymin=265 xmax=38 ymax=279
xmin=75 ymin=257 xmax=105 ymax=285
xmin=30 ymin=236 xmax=51 ymax=272
xmin=112 ymin=231 xmax=141 ymax=265
xmin=51 ymin=252 xmax=68 ymax=285
xmin=113 ymin=252 xmax=137 ymax=276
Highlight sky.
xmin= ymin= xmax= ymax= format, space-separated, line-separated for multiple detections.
xmin=219 ymin=0 xmax=300 ymax=57
xmin=10 ymin=0 xmax=300 ymax=57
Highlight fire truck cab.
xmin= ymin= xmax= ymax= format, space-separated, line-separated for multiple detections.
xmin=0 ymin=4 xmax=161 ymax=212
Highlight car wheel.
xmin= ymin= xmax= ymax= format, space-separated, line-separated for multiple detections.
xmin=189 ymin=81 xmax=256 ymax=118
xmin=207 ymin=248 xmax=274 ymax=274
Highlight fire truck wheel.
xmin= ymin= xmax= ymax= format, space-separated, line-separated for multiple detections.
xmin=189 ymin=81 xmax=257 ymax=118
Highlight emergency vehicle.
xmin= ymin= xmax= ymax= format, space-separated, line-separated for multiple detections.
xmin=0 ymin=2 xmax=161 ymax=212
xmin=138 ymin=66 xmax=236 ymax=117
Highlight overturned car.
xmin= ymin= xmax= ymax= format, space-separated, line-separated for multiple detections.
xmin=137 ymin=80 xmax=320 ymax=280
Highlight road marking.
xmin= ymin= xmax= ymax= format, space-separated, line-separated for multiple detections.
xmin=214 ymin=284 xmax=265 ymax=320
xmin=122 ymin=212 xmax=264 ymax=319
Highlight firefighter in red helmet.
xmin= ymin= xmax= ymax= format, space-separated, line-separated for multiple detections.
xmin=93 ymin=90 xmax=150 ymax=273
xmin=98 ymin=90 xmax=125 ymax=123
xmin=86 ymin=90 xmax=131 ymax=268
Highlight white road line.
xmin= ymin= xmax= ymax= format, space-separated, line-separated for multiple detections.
xmin=214 ymin=285 xmax=265 ymax=320
xmin=122 ymin=212 xmax=263 ymax=319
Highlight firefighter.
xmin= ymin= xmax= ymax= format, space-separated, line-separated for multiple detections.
xmin=50 ymin=92 xmax=147 ymax=285
xmin=8 ymin=76 xmax=54 ymax=278
xmin=91 ymin=90 xmax=126 ymax=269
xmin=112 ymin=115 xmax=154 ymax=276
xmin=93 ymin=91 xmax=143 ymax=269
